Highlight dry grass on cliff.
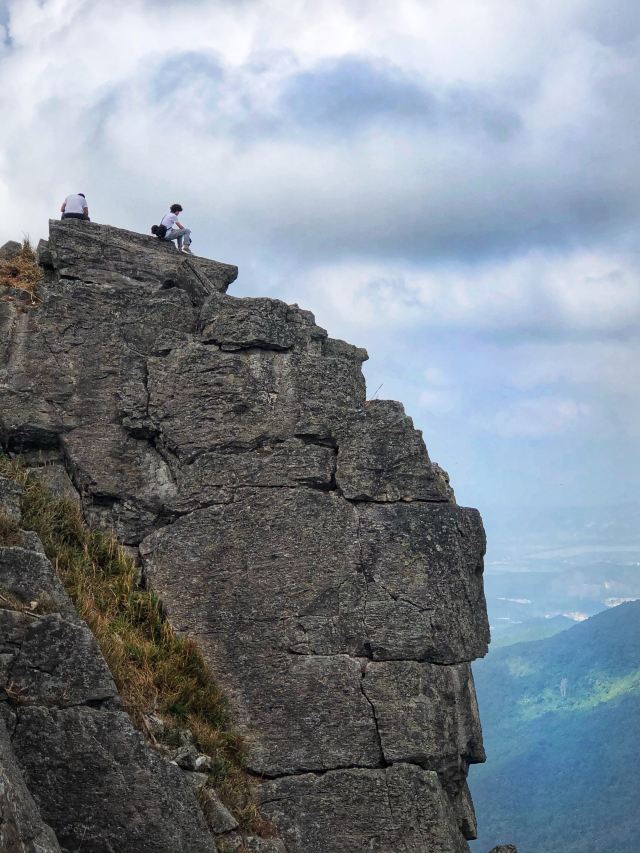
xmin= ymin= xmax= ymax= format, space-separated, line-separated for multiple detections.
xmin=0 ymin=239 xmax=41 ymax=301
xmin=0 ymin=511 xmax=25 ymax=547
xmin=0 ymin=456 xmax=272 ymax=837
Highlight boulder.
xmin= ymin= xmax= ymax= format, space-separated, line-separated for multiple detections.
xmin=13 ymin=706 xmax=216 ymax=853
xmin=25 ymin=462 xmax=79 ymax=503
xmin=199 ymin=788 xmax=239 ymax=834
xmin=0 ymin=240 xmax=21 ymax=260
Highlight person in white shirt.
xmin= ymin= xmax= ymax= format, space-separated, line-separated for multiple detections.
xmin=160 ymin=204 xmax=192 ymax=253
xmin=60 ymin=193 xmax=89 ymax=220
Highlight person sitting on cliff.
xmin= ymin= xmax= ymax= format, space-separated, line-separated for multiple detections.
xmin=60 ymin=193 xmax=90 ymax=221
xmin=160 ymin=204 xmax=192 ymax=254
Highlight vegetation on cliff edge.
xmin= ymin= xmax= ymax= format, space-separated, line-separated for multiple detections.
xmin=0 ymin=510 xmax=25 ymax=547
xmin=0 ymin=455 xmax=273 ymax=842
xmin=0 ymin=239 xmax=41 ymax=301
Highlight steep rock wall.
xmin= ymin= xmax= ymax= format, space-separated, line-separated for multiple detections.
xmin=0 ymin=476 xmax=218 ymax=853
xmin=0 ymin=220 xmax=491 ymax=852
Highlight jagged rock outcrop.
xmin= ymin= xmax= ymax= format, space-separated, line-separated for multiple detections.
xmin=0 ymin=476 xmax=217 ymax=853
xmin=0 ymin=240 xmax=21 ymax=260
xmin=0 ymin=220 xmax=492 ymax=851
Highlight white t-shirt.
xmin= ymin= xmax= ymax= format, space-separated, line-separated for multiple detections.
xmin=64 ymin=194 xmax=87 ymax=214
xmin=161 ymin=212 xmax=178 ymax=233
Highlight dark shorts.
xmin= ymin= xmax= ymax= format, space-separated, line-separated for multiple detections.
xmin=61 ymin=212 xmax=89 ymax=220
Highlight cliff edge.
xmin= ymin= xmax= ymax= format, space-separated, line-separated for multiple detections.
xmin=0 ymin=220 xmax=491 ymax=852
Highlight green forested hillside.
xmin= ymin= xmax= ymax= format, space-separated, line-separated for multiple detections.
xmin=470 ymin=601 xmax=640 ymax=853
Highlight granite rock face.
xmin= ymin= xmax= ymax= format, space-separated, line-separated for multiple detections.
xmin=0 ymin=219 xmax=492 ymax=851
xmin=0 ymin=716 xmax=61 ymax=853
xmin=0 ymin=478 xmax=217 ymax=853
xmin=0 ymin=240 xmax=21 ymax=260
xmin=258 ymin=764 xmax=471 ymax=853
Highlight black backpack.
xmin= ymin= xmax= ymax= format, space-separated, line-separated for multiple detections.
xmin=151 ymin=223 xmax=167 ymax=239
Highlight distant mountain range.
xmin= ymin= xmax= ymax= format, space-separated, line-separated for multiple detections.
xmin=484 ymin=562 xmax=640 ymax=636
xmin=480 ymin=501 xmax=640 ymax=651
xmin=482 ymin=501 xmax=640 ymax=567
xmin=469 ymin=600 xmax=640 ymax=853
xmin=489 ymin=614 xmax=575 ymax=648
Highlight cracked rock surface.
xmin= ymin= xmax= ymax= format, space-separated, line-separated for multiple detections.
xmin=1 ymin=220 xmax=491 ymax=851
xmin=0 ymin=477 xmax=217 ymax=853
xmin=258 ymin=764 xmax=470 ymax=853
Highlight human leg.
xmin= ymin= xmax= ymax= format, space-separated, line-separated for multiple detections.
xmin=165 ymin=227 xmax=191 ymax=250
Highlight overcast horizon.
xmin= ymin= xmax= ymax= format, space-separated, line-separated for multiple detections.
xmin=1 ymin=0 xmax=639 ymax=570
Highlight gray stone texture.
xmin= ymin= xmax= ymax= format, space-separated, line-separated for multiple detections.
xmin=25 ymin=462 xmax=80 ymax=504
xmin=335 ymin=399 xmax=455 ymax=502
xmin=0 ymin=486 xmax=217 ymax=852
xmin=45 ymin=218 xmax=236 ymax=295
xmin=0 ymin=716 xmax=62 ymax=853
xmin=258 ymin=764 xmax=470 ymax=853
xmin=357 ymin=501 xmax=488 ymax=664
xmin=1 ymin=610 xmax=120 ymax=709
xmin=199 ymin=788 xmax=239 ymax=834
xmin=0 ymin=240 xmax=22 ymax=260
xmin=224 ymin=836 xmax=286 ymax=852
xmin=0 ymin=220 xmax=492 ymax=851
xmin=13 ymin=706 xmax=216 ymax=853
xmin=0 ymin=548 xmax=78 ymax=621
xmin=362 ymin=661 xmax=484 ymax=835
xmin=0 ymin=474 xmax=23 ymax=522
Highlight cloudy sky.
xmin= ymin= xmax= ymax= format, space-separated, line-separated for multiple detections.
xmin=1 ymin=0 xmax=638 ymax=568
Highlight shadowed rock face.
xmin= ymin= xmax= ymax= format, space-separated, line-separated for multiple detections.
xmin=0 ymin=714 xmax=62 ymax=853
xmin=0 ymin=219 xmax=491 ymax=852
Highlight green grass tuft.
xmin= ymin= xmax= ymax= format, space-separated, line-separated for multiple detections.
xmin=0 ymin=454 xmax=273 ymax=834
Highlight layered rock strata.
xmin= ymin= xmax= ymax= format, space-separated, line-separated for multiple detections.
xmin=0 ymin=220 xmax=491 ymax=851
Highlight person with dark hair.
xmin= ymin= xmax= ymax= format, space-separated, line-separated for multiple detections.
xmin=160 ymin=203 xmax=192 ymax=253
xmin=60 ymin=193 xmax=89 ymax=220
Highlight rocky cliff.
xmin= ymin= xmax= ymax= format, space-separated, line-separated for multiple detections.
xmin=0 ymin=220 xmax=492 ymax=852
xmin=0 ymin=474 xmax=220 ymax=853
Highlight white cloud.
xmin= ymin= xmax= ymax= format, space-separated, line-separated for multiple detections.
xmin=415 ymin=366 xmax=459 ymax=414
xmin=479 ymin=396 xmax=591 ymax=438
xmin=423 ymin=366 xmax=448 ymax=386
xmin=1 ymin=0 xmax=639 ymax=508
xmin=417 ymin=387 xmax=458 ymax=414
xmin=289 ymin=250 xmax=640 ymax=335
xmin=2 ymin=0 xmax=640 ymax=267
xmin=510 ymin=340 xmax=640 ymax=397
